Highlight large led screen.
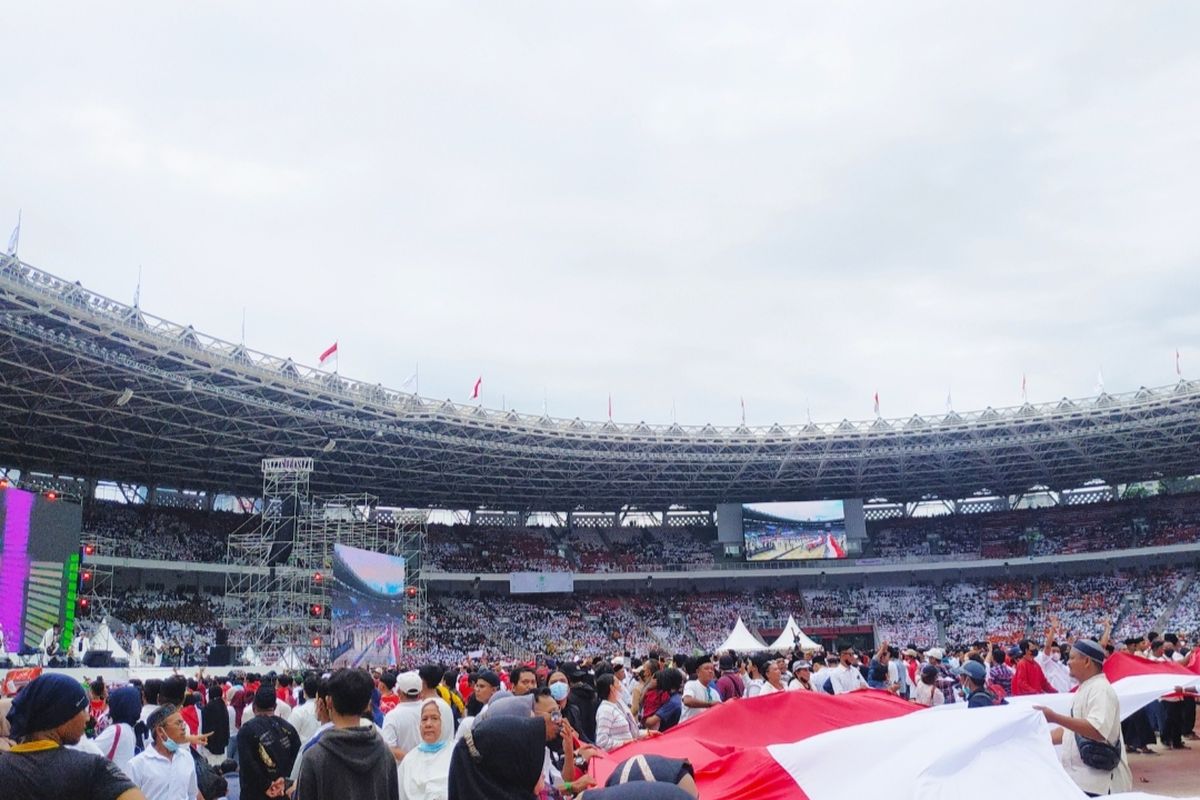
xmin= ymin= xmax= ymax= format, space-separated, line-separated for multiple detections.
xmin=743 ymin=501 xmax=847 ymax=561
xmin=330 ymin=543 xmax=408 ymax=667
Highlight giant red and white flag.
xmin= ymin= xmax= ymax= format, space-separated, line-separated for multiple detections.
xmin=592 ymin=666 xmax=1198 ymax=800
xmin=318 ymin=341 xmax=338 ymax=366
xmin=825 ymin=533 xmax=845 ymax=558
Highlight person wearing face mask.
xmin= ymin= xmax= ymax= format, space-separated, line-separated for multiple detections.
xmin=1035 ymin=621 xmax=1076 ymax=693
xmin=1011 ymin=640 xmax=1056 ymax=696
xmin=398 ymin=697 xmax=454 ymax=800
xmin=828 ymin=644 xmax=868 ymax=694
xmin=126 ymin=705 xmax=200 ymax=800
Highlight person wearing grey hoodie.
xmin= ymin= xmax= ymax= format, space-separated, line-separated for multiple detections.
xmin=297 ymin=668 xmax=398 ymax=800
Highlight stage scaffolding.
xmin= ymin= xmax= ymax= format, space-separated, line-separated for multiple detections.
xmin=224 ymin=458 xmax=427 ymax=665
xmin=79 ymin=531 xmax=117 ymax=621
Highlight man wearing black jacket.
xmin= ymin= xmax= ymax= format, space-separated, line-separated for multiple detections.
xmin=297 ymin=668 xmax=397 ymax=800
xmin=238 ymin=686 xmax=301 ymax=799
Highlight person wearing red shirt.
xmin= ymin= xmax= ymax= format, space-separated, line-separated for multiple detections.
xmin=377 ymin=672 xmax=400 ymax=715
xmin=1011 ymin=641 xmax=1057 ymax=695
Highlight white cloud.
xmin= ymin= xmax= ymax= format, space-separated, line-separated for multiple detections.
xmin=2 ymin=2 xmax=1198 ymax=428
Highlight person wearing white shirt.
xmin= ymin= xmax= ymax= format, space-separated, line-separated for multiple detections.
xmin=127 ymin=705 xmax=200 ymax=800
xmin=757 ymin=659 xmax=788 ymax=695
xmin=383 ymin=672 xmax=425 ymax=762
xmin=71 ymin=630 xmax=90 ymax=664
xmin=95 ymin=685 xmax=142 ymax=774
xmin=828 ymin=645 xmax=869 ymax=695
xmin=594 ymin=673 xmax=647 ymax=751
xmin=788 ymin=661 xmax=815 ymax=691
xmin=129 ymin=635 xmax=143 ymax=668
xmin=288 ymin=676 xmax=323 ymax=744
xmin=1035 ymin=639 xmax=1131 ymax=797
xmin=39 ymin=623 xmax=61 ymax=665
xmin=679 ymin=658 xmax=721 ymax=722
xmin=911 ymin=665 xmax=945 ymax=707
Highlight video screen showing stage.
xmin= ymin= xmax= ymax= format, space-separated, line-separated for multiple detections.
xmin=0 ymin=487 xmax=83 ymax=651
xmin=330 ymin=543 xmax=408 ymax=667
xmin=743 ymin=501 xmax=847 ymax=561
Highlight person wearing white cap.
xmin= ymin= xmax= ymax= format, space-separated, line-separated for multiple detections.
xmin=1034 ymin=639 xmax=1131 ymax=796
xmin=382 ymin=672 xmax=425 ymax=764
xmin=787 ymin=661 xmax=814 ymax=691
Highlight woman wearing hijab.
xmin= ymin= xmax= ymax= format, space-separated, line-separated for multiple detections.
xmin=94 ymin=685 xmax=141 ymax=772
xmin=201 ymin=684 xmax=230 ymax=763
xmin=448 ymin=715 xmax=548 ymax=800
xmin=398 ymin=697 xmax=454 ymax=800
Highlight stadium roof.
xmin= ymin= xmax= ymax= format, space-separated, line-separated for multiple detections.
xmin=3 ymin=256 xmax=1200 ymax=509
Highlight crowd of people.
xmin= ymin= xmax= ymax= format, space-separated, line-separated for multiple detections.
xmin=87 ymin=563 xmax=1200 ymax=670
xmin=77 ymin=492 xmax=1200 ymax=578
xmin=871 ymin=494 xmax=1200 ymax=561
xmin=3 ymin=624 xmax=1196 ymax=799
xmin=85 ymin=501 xmax=245 ymax=563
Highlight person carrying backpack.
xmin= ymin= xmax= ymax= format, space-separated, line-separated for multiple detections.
xmin=956 ymin=660 xmax=1004 ymax=707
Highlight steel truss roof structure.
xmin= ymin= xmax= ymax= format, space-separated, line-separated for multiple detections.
xmin=2 ymin=256 xmax=1200 ymax=510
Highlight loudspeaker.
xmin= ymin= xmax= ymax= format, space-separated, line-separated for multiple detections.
xmin=215 ymin=628 xmax=229 ymax=646
xmin=82 ymin=650 xmax=112 ymax=668
xmin=207 ymin=645 xmax=233 ymax=667
xmin=268 ymin=495 xmax=299 ymax=566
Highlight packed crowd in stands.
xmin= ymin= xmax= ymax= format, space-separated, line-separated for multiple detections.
xmin=92 ymin=564 xmax=1200 ymax=670
xmin=84 ymin=500 xmax=246 ymax=562
xmin=871 ymin=494 xmax=1200 ymax=562
xmin=76 ymin=491 xmax=1200 ymax=577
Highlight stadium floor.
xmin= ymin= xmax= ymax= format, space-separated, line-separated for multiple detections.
xmin=1128 ymin=744 xmax=1200 ymax=796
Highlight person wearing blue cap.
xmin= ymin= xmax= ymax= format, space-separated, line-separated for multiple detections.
xmin=0 ymin=673 xmax=144 ymax=799
xmin=953 ymin=660 xmax=997 ymax=707
xmin=1034 ymin=639 xmax=1131 ymax=796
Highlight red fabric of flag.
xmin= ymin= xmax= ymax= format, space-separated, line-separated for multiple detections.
xmin=592 ymin=690 xmax=916 ymax=798
xmin=319 ymin=342 xmax=338 ymax=364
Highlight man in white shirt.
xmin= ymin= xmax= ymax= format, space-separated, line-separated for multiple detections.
xmin=382 ymin=671 xmax=424 ymax=761
xmin=828 ymin=644 xmax=869 ymax=694
xmin=39 ymin=623 xmax=62 ymax=665
xmin=680 ymin=657 xmax=721 ymax=722
xmin=127 ymin=705 xmax=200 ymax=800
xmin=288 ymin=674 xmax=323 ymax=744
xmin=1035 ymin=639 xmax=1132 ymax=797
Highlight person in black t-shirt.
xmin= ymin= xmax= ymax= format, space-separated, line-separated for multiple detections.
xmin=0 ymin=673 xmax=144 ymax=800
xmin=237 ymin=685 xmax=301 ymax=799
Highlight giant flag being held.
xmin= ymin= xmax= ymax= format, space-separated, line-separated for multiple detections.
xmin=591 ymin=652 xmax=1200 ymax=800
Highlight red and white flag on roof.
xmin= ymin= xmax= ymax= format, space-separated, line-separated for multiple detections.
xmin=470 ymin=376 xmax=482 ymax=400
xmin=318 ymin=341 xmax=338 ymax=367
xmin=1177 ymin=348 xmax=1183 ymax=377
xmin=591 ymin=663 xmax=1198 ymax=800
xmin=872 ymin=391 xmax=880 ymax=416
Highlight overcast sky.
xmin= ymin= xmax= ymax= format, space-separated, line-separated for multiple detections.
xmin=4 ymin=3 xmax=1199 ymax=427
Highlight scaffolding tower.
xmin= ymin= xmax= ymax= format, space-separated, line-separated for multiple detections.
xmin=225 ymin=457 xmax=427 ymax=666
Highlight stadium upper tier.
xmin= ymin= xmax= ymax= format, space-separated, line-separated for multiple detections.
xmin=3 ymin=256 xmax=1200 ymax=508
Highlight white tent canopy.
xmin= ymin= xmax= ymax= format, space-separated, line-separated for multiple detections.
xmin=271 ymin=647 xmax=302 ymax=671
xmin=715 ymin=617 xmax=769 ymax=653
xmin=90 ymin=619 xmax=130 ymax=661
xmin=769 ymin=616 xmax=823 ymax=652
